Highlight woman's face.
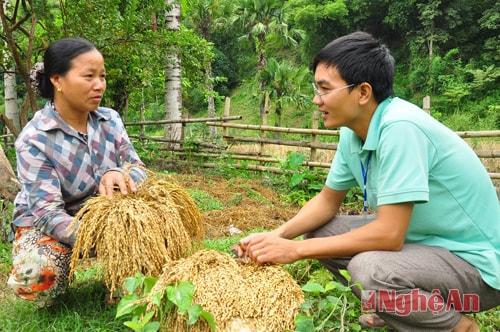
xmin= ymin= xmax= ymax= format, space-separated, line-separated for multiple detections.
xmin=51 ymin=50 xmax=106 ymax=114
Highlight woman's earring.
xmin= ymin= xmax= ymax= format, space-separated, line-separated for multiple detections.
xmin=57 ymin=87 xmax=62 ymax=92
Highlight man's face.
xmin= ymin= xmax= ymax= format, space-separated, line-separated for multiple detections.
xmin=313 ymin=63 xmax=361 ymax=129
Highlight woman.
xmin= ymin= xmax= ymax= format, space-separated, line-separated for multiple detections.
xmin=7 ymin=37 xmax=147 ymax=306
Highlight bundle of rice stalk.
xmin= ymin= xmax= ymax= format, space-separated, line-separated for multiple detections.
xmin=68 ymin=171 xmax=204 ymax=294
xmin=141 ymin=175 xmax=205 ymax=243
xmin=143 ymin=249 xmax=304 ymax=332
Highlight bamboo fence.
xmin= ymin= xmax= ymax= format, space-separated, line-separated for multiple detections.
xmin=120 ymin=97 xmax=500 ymax=180
xmin=1 ymin=98 xmax=499 ymax=179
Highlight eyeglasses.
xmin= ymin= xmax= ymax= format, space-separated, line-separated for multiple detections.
xmin=312 ymin=82 xmax=356 ymax=102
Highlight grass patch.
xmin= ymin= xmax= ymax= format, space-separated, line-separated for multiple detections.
xmin=186 ymin=188 xmax=225 ymax=212
xmin=0 ymin=241 xmax=12 ymax=274
xmin=0 ymin=171 xmax=498 ymax=331
xmin=3 ymin=234 xmax=497 ymax=331
xmin=0 ymin=259 xmax=127 ymax=332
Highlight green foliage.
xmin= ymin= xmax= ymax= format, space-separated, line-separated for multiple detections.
xmin=261 ymin=57 xmax=313 ymax=127
xmin=4 ymin=146 xmax=16 ymax=168
xmin=0 ymin=200 xmax=14 ymax=243
xmin=115 ymin=273 xmax=162 ymax=332
xmin=468 ymin=65 xmax=500 ymax=90
xmin=116 ymin=273 xmax=215 ymax=332
xmin=183 ymin=0 xmax=499 ymax=133
xmin=476 ymin=308 xmax=500 ymax=331
xmin=343 ymin=187 xmax=364 ymax=212
xmin=1 ymin=0 xmax=498 ymax=136
xmin=164 ymin=281 xmax=215 ymax=330
xmin=0 ymin=261 xmax=126 ymax=331
xmin=0 ymin=240 xmax=12 ymax=273
xmin=285 ymin=256 xmax=326 ymax=285
xmin=186 ymin=188 xmax=225 ymax=212
xmin=57 ymin=0 xmax=169 ymax=114
xmin=278 ymin=151 xmax=326 ymax=205
xmin=285 ymin=0 xmax=350 ymax=63
xmin=203 ymin=236 xmax=243 ymax=254
xmin=231 ymin=0 xmax=305 ymax=113
xmin=133 ymin=141 xmax=163 ymax=166
xmin=294 ymin=269 xmax=364 ymax=331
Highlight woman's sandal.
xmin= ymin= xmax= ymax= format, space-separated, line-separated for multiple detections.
xmin=358 ymin=313 xmax=386 ymax=328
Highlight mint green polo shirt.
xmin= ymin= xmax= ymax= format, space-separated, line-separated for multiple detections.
xmin=326 ymin=97 xmax=500 ymax=290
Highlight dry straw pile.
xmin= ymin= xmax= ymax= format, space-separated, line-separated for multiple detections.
xmin=68 ymin=168 xmax=204 ymax=293
xmin=68 ymin=167 xmax=304 ymax=331
xmin=144 ymin=249 xmax=304 ymax=332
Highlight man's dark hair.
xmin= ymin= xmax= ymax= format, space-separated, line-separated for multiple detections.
xmin=38 ymin=38 xmax=98 ymax=100
xmin=312 ymin=31 xmax=395 ymax=103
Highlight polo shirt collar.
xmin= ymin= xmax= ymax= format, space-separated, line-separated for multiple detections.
xmin=350 ymin=97 xmax=393 ymax=154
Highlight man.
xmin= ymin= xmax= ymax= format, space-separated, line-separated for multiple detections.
xmin=236 ymin=31 xmax=500 ymax=331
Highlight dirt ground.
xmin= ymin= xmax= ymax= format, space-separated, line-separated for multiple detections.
xmin=173 ymin=173 xmax=299 ymax=238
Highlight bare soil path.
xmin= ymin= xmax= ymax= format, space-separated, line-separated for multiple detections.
xmin=173 ymin=173 xmax=298 ymax=238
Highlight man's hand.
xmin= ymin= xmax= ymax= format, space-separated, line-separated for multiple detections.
xmin=236 ymin=232 xmax=300 ymax=265
xmin=98 ymin=170 xmax=137 ymax=199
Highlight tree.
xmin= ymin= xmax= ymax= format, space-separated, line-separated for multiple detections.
xmin=232 ymin=0 xmax=303 ymax=123
xmin=183 ymin=0 xmax=229 ymax=138
xmin=164 ymin=0 xmax=183 ymax=145
xmin=477 ymin=0 xmax=499 ymax=63
xmin=2 ymin=0 xmax=20 ymax=135
xmin=286 ymin=0 xmax=350 ymax=64
xmin=0 ymin=0 xmax=44 ymax=134
xmin=3 ymin=52 xmax=20 ymax=133
xmin=416 ymin=0 xmax=448 ymax=59
xmin=59 ymin=0 xmax=168 ymax=116
xmin=260 ymin=57 xmax=310 ymax=135
xmin=54 ymin=0 xmax=211 ymax=137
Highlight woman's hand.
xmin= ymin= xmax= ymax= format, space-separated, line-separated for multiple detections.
xmin=98 ymin=170 xmax=137 ymax=198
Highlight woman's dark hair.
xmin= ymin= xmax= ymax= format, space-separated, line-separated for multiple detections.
xmin=312 ymin=31 xmax=395 ymax=103
xmin=36 ymin=37 xmax=97 ymax=100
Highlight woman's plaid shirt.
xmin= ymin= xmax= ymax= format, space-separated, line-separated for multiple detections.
xmin=11 ymin=102 xmax=146 ymax=246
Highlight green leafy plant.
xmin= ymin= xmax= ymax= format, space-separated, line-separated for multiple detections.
xmin=134 ymin=141 xmax=162 ymax=166
xmin=4 ymin=146 xmax=16 ymax=168
xmin=285 ymin=258 xmax=328 ymax=286
xmin=116 ymin=273 xmax=215 ymax=332
xmin=116 ymin=273 xmax=160 ymax=332
xmin=294 ymin=270 xmax=363 ymax=332
xmin=279 ymin=151 xmax=325 ymax=205
xmin=163 ymin=281 xmax=215 ymax=331
xmin=0 ymin=200 xmax=14 ymax=243
xmin=343 ymin=187 xmax=364 ymax=210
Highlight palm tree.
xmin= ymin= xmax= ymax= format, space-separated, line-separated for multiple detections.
xmin=260 ymin=57 xmax=311 ymax=137
xmin=231 ymin=0 xmax=304 ymax=123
